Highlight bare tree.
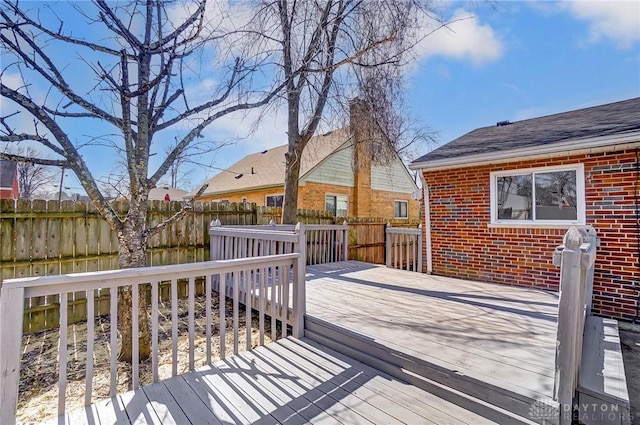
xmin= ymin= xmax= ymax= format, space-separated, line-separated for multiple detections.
xmin=2 ymin=145 xmax=54 ymax=199
xmin=249 ymin=0 xmax=440 ymax=223
xmin=0 ymin=0 xmax=281 ymax=362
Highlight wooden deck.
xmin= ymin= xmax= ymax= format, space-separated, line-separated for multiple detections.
xmin=305 ymin=261 xmax=559 ymax=421
xmin=44 ymin=337 xmax=502 ymax=425
xmin=38 ymin=260 xmax=559 ymax=425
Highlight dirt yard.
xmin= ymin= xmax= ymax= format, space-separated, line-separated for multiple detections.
xmin=16 ymin=295 xmax=274 ymax=425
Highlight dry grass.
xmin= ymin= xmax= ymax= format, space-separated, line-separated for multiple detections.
xmin=16 ymin=295 xmax=274 ymax=425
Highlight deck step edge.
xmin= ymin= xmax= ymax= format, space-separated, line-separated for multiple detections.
xmin=305 ymin=317 xmax=558 ymax=425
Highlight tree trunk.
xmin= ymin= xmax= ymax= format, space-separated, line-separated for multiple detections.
xmin=283 ymin=145 xmax=302 ymax=224
xmin=116 ymin=217 xmax=151 ymax=363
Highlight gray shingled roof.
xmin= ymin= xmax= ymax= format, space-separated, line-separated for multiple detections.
xmin=0 ymin=160 xmax=17 ymax=188
xmin=190 ymin=128 xmax=352 ymax=198
xmin=411 ymin=97 xmax=640 ymax=165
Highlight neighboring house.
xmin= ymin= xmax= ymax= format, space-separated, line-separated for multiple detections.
xmin=192 ymin=103 xmax=420 ymax=221
xmin=149 ymin=186 xmax=188 ymax=201
xmin=410 ymin=97 xmax=640 ymax=321
xmin=0 ymin=160 xmax=19 ymax=199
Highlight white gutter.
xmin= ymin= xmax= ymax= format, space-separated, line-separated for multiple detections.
xmin=418 ymin=172 xmax=432 ymax=274
xmin=409 ymin=131 xmax=640 ymax=171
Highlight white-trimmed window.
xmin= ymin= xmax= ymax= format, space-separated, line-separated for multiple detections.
xmin=490 ymin=164 xmax=585 ymax=225
xmin=394 ymin=200 xmax=408 ymax=219
xmin=325 ymin=194 xmax=348 ymax=217
xmin=266 ymin=194 xmax=284 ymax=207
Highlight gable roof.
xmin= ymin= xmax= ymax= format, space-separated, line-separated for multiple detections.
xmin=148 ymin=186 xmax=188 ymax=201
xmin=191 ymin=128 xmax=352 ymax=198
xmin=0 ymin=160 xmax=17 ymax=189
xmin=410 ymin=97 xmax=640 ymax=170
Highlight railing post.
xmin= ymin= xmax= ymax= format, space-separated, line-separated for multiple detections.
xmin=0 ymin=285 xmax=25 ymax=425
xmin=417 ymin=223 xmax=423 ymax=273
xmin=583 ymin=227 xmax=598 ymax=315
xmin=385 ymin=223 xmax=391 ymax=267
xmin=293 ymin=223 xmax=307 ymax=338
xmin=342 ymin=220 xmax=348 ymax=262
xmin=209 ymin=219 xmax=222 ymax=261
xmin=553 ymin=227 xmax=584 ymax=425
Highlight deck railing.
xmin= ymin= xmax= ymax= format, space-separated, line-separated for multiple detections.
xmin=552 ymin=226 xmax=598 ymax=424
xmin=209 ymin=220 xmax=347 ymax=265
xmin=385 ymin=224 xmax=423 ymax=272
xmin=0 ymin=253 xmax=306 ymax=425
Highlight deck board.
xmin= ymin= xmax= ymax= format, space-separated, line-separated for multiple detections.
xmin=305 ymin=261 xmax=559 ymax=403
xmin=45 ymin=336 xmax=503 ymax=425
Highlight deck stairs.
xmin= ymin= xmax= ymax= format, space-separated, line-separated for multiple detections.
xmin=305 ymin=315 xmax=547 ymax=425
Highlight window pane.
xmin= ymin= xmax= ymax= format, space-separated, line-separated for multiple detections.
xmin=394 ymin=201 xmax=408 ymax=218
xmin=496 ymin=175 xmax=532 ymax=220
xmin=325 ymin=195 xmax=336 ymax=215
xmin=535 ymin=171 xmax=577 ymax=220
xmin=336 ymin=196 xmax=348 ymax=217
xmin=266 ymin=195 xmax=283 ymax=207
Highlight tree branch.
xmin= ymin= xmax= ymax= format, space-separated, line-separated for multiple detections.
xmin=145 ymin=183 xmax=209 ymax=237
xmin=0 ymin=152 xmax=69 ymax=167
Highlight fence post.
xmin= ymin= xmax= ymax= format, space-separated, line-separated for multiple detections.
xmin=553 ymin=226 xmax=584 ymax=425
xmin=293 ymin=223 xmax=306 ymax=338
xmin=385 ymin=223 xmax=391 ymax=267
xmin=417 ymin=223 xmax=423 ymax=273
xmin=342 ymin=220 xmax=348 ymax=261
xmin=0 ymin=285 xmax=25 ymax=425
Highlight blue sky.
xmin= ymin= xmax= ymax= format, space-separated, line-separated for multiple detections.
xmin=408 ymin=1 xmax=640 ymax=146
xmin=2 ymin=1 xmax=639 ymax=194
xmin=201 ymin=0 xmax=640 ymax=189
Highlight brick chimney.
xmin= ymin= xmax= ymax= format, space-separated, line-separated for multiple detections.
xmin=350 ymin=99 xmax=373 ymax=217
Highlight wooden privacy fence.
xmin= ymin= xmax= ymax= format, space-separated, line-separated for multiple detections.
xmin=347 ymin=218 xmax=421 ymax=264
xmin=552 ymin=226 xmax=598 ymax=425
xmin=385 ymin=224 xmax=423 ymax=272
xmin=0 ymin=200 xmax=333 ymax=333
xmin=0 ymin=253 xmax=306 ymax=425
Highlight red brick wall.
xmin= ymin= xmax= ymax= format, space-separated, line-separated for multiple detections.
xmin=422 ymin=148 xmax=640 ymax=321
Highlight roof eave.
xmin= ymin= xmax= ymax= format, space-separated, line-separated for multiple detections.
xmin=194 ymin=183 xmax=284 ymax=199
xmin=409 ymin=131 xmax=640 ymax=172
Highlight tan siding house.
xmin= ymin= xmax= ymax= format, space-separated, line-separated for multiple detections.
xmin=191 ymin=105 xmax=419 ymax=221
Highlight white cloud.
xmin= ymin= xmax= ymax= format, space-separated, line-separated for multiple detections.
xmin=415 ymin=9 xmax=504 ymax=66
xmin=562 ymin=0 xmax=640 ymax=48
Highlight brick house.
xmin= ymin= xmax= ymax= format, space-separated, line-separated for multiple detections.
xmin=192 ymin=104 xmax=420 ymax=221
xmin=410 ymin=97 xmax=640 ymax=321
xmin=0 ymin=160 xmax=19 ymax=200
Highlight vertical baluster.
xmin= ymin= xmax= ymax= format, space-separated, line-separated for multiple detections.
xmin=188 ymin=276 xmax=195 ymax=371
xmin=233 ymin=272 xmax=239 ymax=355
xmin=85 ymin=289 xmax=94 ymax=406
xmin=132 ymin=283 xmax=139 ymax=390
xmin=246 ymin=268 xmax=252 ymax=351
xmin=282 ymin=262 xmax=289 ymax=337
xmin=58 ymin=292 xmax=68 ymax=416
xmin=110 ymin=287 xmax=117 ymax=397
xmin=394 ymin=234 xmax=399 ymax=269
xmin=152 ymin=281 xmax=159 ymax=383
xmin=171 ymin=278 xmax=178 ymax=377
xmin=259 ymin=266 xmax=266 ymax=346
xmin=219 ymin=273 xmax=226 ymax=360
xmin=271 ymin=267 xmax=277 ymax=341
xmin=205 ymin=275 xmax=212 ymax=365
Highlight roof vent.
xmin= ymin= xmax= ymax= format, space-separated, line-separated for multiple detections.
xmin=234 ymin=173 xmax=243 ymax=179
xmin=496 ymin=120 xmax=512 ymax=127
xmin=251 ymin=167 xmax=255 ymax=174
xmin=261 ymin=150 xmax=268 ymax=154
